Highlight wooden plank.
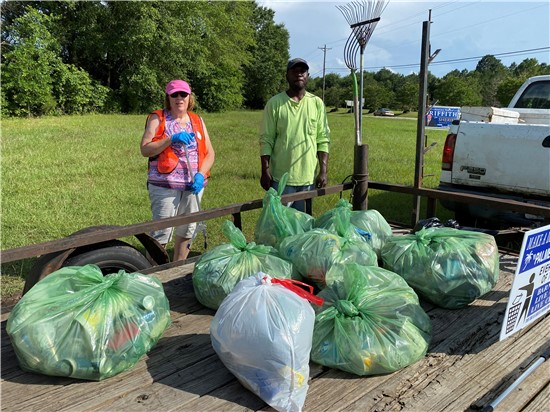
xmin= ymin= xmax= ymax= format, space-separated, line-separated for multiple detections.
xmin=92 ymin=354 xmax=237 ymax=411
xmin=494 ymin=355 xmax=550 ymax=412
xmin=521 ymin=380 xmax=550 ymax=412
xmin=4 ymin=251 xmax=546 ymax=412
xmin=296 ymin=253 xmax=518 ymax=412
xmin=408 ymin=317 xmax=549 ymax=411
xmin=1 ymin=311 xmax=215 ymax=411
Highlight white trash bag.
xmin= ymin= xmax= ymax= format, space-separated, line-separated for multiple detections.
xmin=210 ymin=273 xmax=323 ymax=412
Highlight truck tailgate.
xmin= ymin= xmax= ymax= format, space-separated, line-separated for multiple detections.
xmin=451 ymin=122 xmax=550 ymax=196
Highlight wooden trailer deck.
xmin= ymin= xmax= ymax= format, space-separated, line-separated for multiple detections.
xmin=1 ymin=250 xmax=549 ymax=412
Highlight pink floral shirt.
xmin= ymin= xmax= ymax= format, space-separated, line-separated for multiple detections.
xmin=147 ymin=111 xmax=200 ymax=190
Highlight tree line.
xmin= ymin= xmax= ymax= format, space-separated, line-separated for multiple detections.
xmin=1 ymin=1 xmax=549 ymax=117
xmin=1 ymin=1 xmax=289 ymax=116
xmin=308 ymin=55 xmax=549 ymax=112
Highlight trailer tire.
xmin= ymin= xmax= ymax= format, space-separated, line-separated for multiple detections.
xmin=61 ymin=241 xmax=153 ymax=274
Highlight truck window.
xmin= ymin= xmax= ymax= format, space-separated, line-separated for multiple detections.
xmin=514 ymin=80 xmax=550 ymax=109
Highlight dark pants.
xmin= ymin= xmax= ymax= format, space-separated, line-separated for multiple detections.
xmin=270 ymin=181 xmax=314 ymax=213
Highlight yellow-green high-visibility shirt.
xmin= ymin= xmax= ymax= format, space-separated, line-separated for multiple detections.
xmin=260 ymin=91 xmax=330 ymax=186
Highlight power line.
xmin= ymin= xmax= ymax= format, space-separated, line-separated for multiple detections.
xmin=322 ymin=46 xmax=550 ymax=74
xmin=303 ymin=2 xmax=548 ymax=74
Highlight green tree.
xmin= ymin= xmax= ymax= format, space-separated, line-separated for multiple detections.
xmin=475 ymin=55 xmax=507 ymax=106
xmin=243 ymin=5 xmax=289 ymax=109
xmin=2 ymin=1 xmax=258 ymax=113
xmin=1 ymin=7 xmax=59 ymax=116
xmin=393 ymin=74 xmax=418 ymax=112
xmin=324 ymin=86 xmax=345 ymax=108
xmin=497 ymin=58 xmax=550 ymax=106
xmin=363 ymin=78 xmax=394 ymax=112
xmin=434 ymin=72 xmax=482 ymax=107
xmin=513 ymin=58 xmax=546 ymax=78
xmin=189 ymin=2 xmax=255 ymax=112
xmin=496 ymin=77 xmax=525 ymax=107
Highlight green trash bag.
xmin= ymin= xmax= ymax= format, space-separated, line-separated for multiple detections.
xmin=278 ymin=227 xmax=378 ymax=288
xmin=254 ymin=173 xmax=313 ymax=248
xmin=381 ymin=227 xmax=500 ymax=309
xmin=193 ymin=220 xmax=295 ymax=310
xmin=311 ymin=263 xmax=432 ymax=376
xmin=350 ymin=208 xmax=392 ymax=258
xmin=314 ymin=199 xmax=366 ymax=241
xmin=6 ymin=265 xmax=171 ymax=380
xmin=315 ymin=199 xmax=392 ymax=258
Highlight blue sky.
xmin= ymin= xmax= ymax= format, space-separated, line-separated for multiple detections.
xmin=257 ymin=0 xmax=550 ymax=78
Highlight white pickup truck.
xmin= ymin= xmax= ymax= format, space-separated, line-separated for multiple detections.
xmin=438 ymin=75 xmax=550 ymax=228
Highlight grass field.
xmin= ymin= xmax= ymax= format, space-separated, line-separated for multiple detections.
xmin=1 ymin=109 xmax=450 ymax=297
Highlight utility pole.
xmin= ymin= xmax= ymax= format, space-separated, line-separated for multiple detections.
xmin=412 ymin=9 xmax=441 ymax=226
xmin=318 ymin=44 xmax=331 ymax=103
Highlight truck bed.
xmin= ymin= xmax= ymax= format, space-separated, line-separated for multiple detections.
xmin=1 ymin=251 xmax=549 ymax=412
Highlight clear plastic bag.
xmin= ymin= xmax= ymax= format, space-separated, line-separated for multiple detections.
xmin=381 ymin=227 xmax=500 ymax=309
xmin=211 ymin=273 xmax=322 ymax=412
xmin=254 ymin=173 xmax=313 ymax=248
xmin=7 ymin=265 xmax=171 ymax=380
xmin=193 ymin=220 xmax=295 ymax=310
xmin=311 ymin=263 xmax=431 ymax=376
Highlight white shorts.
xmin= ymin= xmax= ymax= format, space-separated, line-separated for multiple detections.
xmin=148 ymin=183 xmax=203 ymax=244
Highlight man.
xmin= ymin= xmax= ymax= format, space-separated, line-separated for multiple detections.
xmin=259 ymin=58 xmax=330 ymax=212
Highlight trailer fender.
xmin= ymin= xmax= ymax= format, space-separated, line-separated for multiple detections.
xmin=22 ymin=226 xmax=169 ymax=295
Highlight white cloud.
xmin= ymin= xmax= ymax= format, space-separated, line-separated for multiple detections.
xmin=258 ymin=1 xmax=550 ymax=78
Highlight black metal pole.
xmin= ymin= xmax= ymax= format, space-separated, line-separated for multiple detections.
xmin=412 ymin=19 xmax=430 ymax=226
xmin=352 ymin=144 xmax=369 ymax=210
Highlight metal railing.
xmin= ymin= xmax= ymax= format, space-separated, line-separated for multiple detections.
xmin=2 ymin=180 xmax=549 ymax=264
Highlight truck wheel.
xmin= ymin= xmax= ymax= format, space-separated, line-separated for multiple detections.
xmin=62 ymin=241 xmax=153 ymax=274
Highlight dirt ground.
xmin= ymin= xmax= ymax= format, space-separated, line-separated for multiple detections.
xmin=1 ymin=291 xmax=22 ymax=312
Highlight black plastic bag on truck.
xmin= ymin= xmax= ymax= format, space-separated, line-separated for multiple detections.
xmin=311 ymin=263 xmax=431 ymax=376
xmin=193 ymin=220 xmax=295 ymax=310
xmin=381 ymin=227 xmax=500 ymax=309
xmin=254 ymin=173 xmax=313 ymax=248
xmin=6 ymin=265 xmax=171 ymax=380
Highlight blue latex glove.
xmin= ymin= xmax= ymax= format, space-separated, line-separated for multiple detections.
xmin=191 ymin=172 xmax=205 ymax=194
xmin=355 ymin=227 xmax=372 ymax=240
xmin=171 ymin=131 xmax=195 ymax=145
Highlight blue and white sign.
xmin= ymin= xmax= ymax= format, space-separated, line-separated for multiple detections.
xmin=500 ymin=225 xmax=550 ymax=341
xmin=426 ymin=106 xmax=460 ymax=128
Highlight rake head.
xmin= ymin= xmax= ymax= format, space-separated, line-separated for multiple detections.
xmin=337 ymin=0 xmax=388 ymax=70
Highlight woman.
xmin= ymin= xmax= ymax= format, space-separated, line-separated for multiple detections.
xmin=140 ymin=79 xmax=215 ymax=261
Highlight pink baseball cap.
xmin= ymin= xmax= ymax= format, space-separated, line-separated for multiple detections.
xmin=165 ymin=80 xmax=191 ymax=95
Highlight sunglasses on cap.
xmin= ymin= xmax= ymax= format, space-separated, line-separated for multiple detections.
xmin=170 ymin=91 xmax=189 ymax=98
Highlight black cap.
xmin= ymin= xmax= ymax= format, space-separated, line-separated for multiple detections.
xmin=287 ymin=58 xmax=309 ymax=71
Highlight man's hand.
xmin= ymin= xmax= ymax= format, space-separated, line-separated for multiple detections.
xmin=260 ymin=155 xmax=272 ymax=191
xmin=315 ymin=171 xmax=327 ymax=188
xmin=260 ymin=170 xmax=272 ymax=191
xmin=316 ymin=151 xmax=329 ymax=188
xmin=171 ymin=131 xmax=195 ymax=145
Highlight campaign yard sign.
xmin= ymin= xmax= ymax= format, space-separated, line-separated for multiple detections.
xmin=426 ymin=106 xmax=460 ymax=128
xmin=500 ymin=225 xmax=550 ymax=341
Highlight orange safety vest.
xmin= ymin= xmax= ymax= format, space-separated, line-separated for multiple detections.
xmin=147 ymin=109 xmax=210 ymax=176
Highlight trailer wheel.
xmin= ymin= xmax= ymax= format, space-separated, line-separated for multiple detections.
xmin=23 ymin=241 xmax=154 ymax=295
xmin=62 ymin=240 xmax=153 ymax=274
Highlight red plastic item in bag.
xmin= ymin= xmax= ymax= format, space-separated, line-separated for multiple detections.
xmin=266 ymin=276 xmax=324 ymax=306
